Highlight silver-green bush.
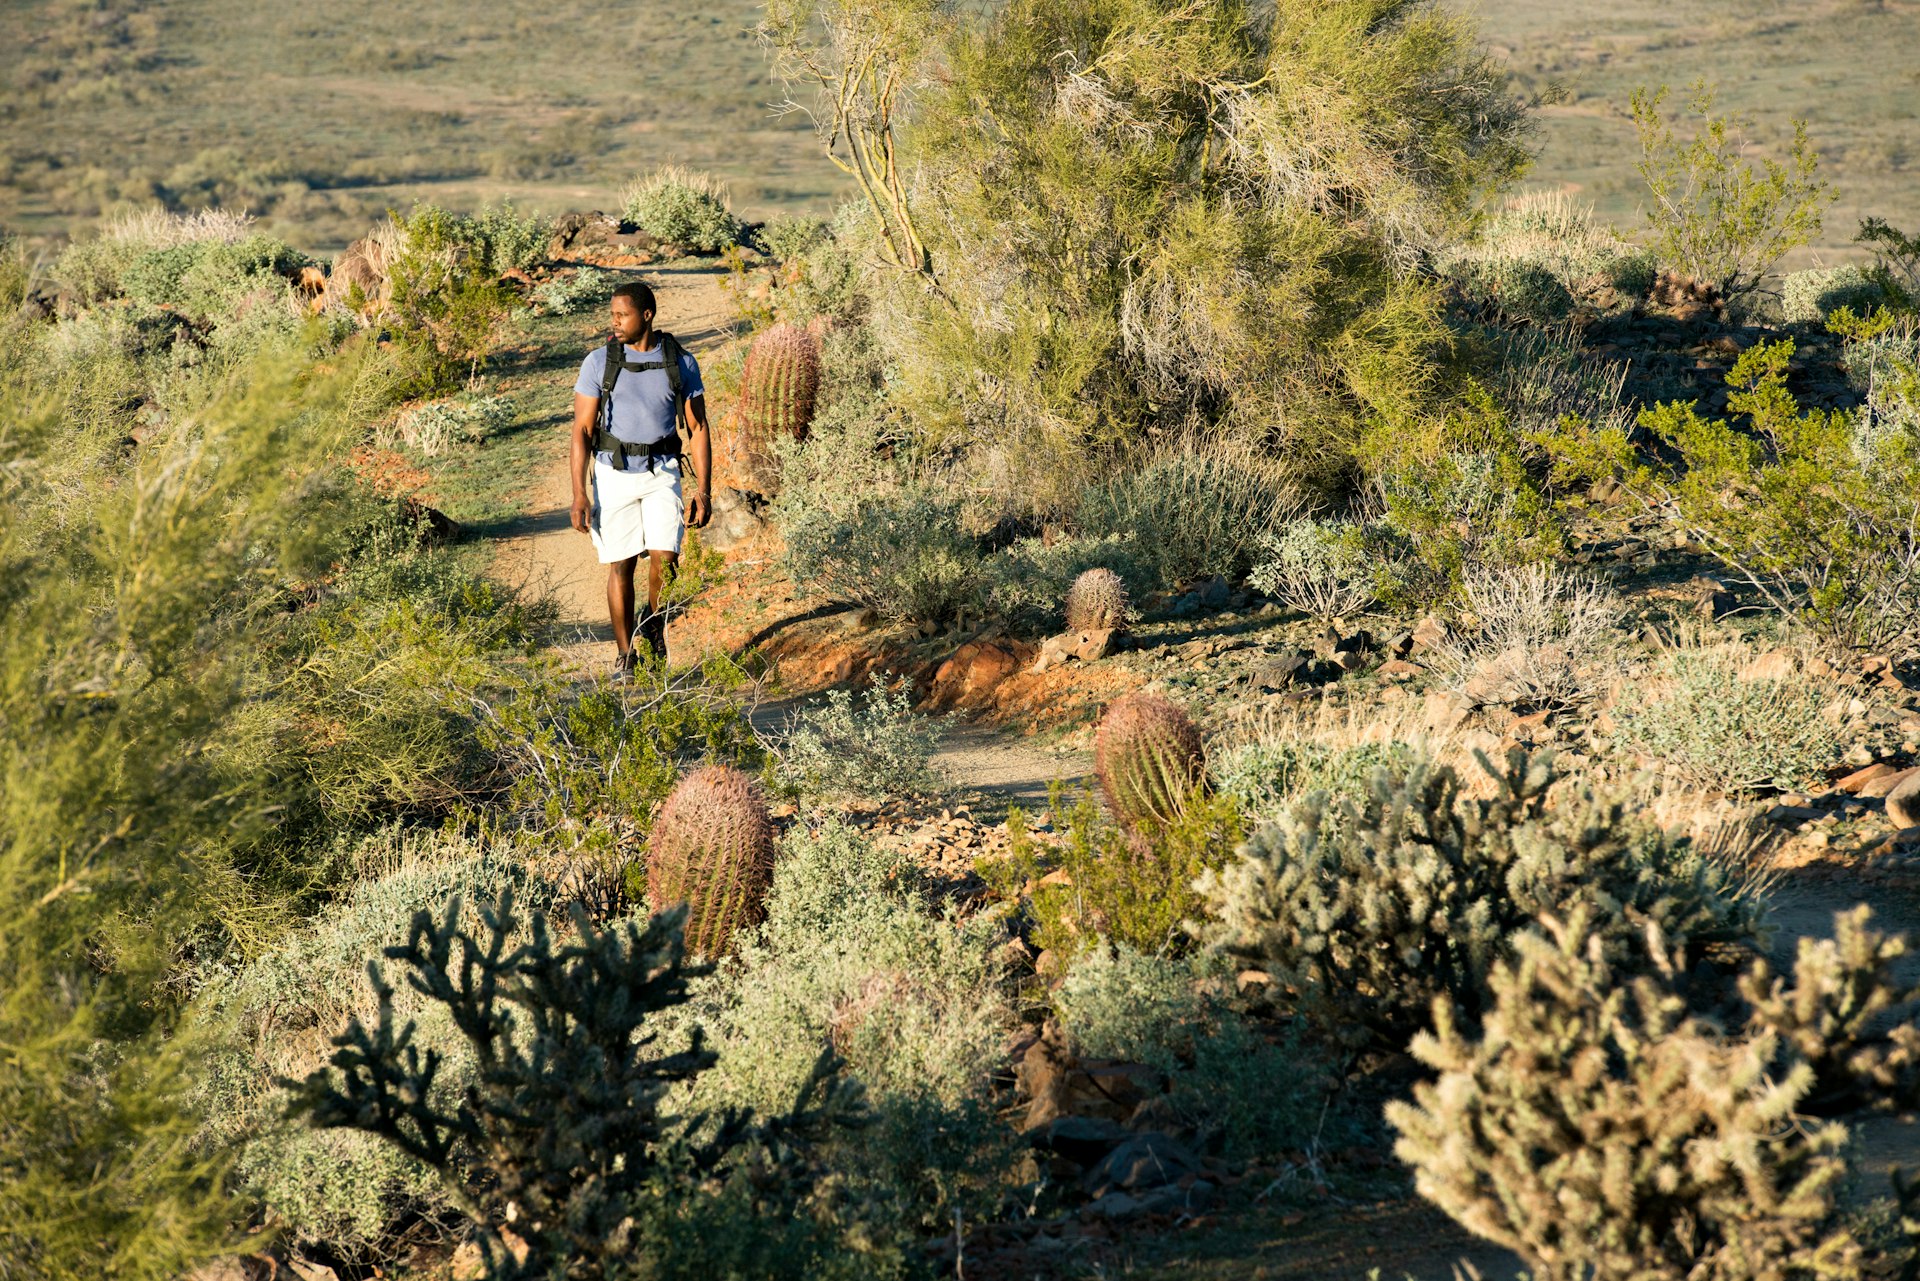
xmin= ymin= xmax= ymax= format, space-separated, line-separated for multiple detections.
xmin=1074 ymin=444 xmax=1298 ymax=592
xmin=1248 ymin=519 xmax=1382 ymax=620
xmin=621 ymin=165 xmax=743 ymax=253
xmin=1210 ymin=739 xmax=1417 ymax=826
xmin=1782 ymin=263 xmax=1881 ymax=325
xmin=778 ymin=678 xmax=947 ymax=801
xmin=1608 ymin=644 xmax=1841 ymax=792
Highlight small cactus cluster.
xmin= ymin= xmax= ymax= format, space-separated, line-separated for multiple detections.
xmin=735 ymin=322 xmax=821 ymax=479
xmin=1094 ymin=693 xmax=1206 ymax=831
xmin=1064 ymin=567 xmax=1130 ymax=633
xmin=646 ymin=765 xmax=775 ymax=957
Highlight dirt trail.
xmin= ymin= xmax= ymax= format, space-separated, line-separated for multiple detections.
xmin=489 ymin=264 xmax=740 ymax=672
xmin=486 ymin=265 xmax=1088 ymax=805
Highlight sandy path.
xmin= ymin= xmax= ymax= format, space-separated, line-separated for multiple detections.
xmin=490 ymin=264 xmax=739 ymax=672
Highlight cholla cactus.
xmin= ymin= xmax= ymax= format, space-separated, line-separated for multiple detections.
xmin=1094 ymin=693 xmax=1205 ymax=831
xmin=1388 ymin=909 xmax=1860 ymax=1281
xmin=1193 ymin=749 xmax=1756 ymax=1049
xmin=646 ymin=765 xmax=775 ymax=957
xmin=736 ymin=323 xmax=821 ymax=477
xmin=1064 ymin=567 xmax=1130 ymax=633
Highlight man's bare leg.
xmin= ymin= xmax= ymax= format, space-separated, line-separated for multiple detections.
xmin=639 ymin=550 xmax=679 ymax=660
xmin=607 ymin=556 xmax=640 ymax=658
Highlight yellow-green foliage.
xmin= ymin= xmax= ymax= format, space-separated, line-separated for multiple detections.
xmin=381 ymin=206 xmax=520 ymax=394
xmin=0 ymin=335 xmax=382 ymax=1278
xmin=1546 ymin=321 xmax=1920 ymax=650
xmin=1631 ymin=81 xmax=1833 ymax=301
xmin=891 ymin=0 xmax=1531 ymax=497
xmin=992 ymin=785 xmax=1245 ymax=960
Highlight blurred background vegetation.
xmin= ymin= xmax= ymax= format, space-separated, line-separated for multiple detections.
xmin=3 ymin=0 xmax=1915 ymax=260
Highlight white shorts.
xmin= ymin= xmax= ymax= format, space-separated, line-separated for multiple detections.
xmin=590 ymin=457 xmax=682 ymax=561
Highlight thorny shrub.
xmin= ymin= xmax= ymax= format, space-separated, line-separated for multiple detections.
xmin=1433 ymin=561 xmax=1625 ymax=711
xmin=778 ymin=677 xmax=947 ymax=801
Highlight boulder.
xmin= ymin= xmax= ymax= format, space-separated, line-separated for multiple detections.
xmin=1085 ymin=1132 xmax=1203 ymax=1196
xmin=701 ymin=486 xmax=764 ymax=552
xmin=1888 ymin=768 xmax=1920 ymax=831
xmin=548 ymin=211 xmax=663 ymax=263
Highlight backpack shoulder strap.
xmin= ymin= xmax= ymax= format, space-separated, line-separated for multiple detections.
xmin=656 ymin=332 xmax=686 ymax=404
xmin=598 ymin=338 xmax=625 ymax=401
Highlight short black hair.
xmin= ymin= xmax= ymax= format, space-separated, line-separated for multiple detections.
xmin=611 ymin=280 xmax=656 ymax=315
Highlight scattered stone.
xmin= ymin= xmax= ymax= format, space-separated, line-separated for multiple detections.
xmin=398 ymin=495 xmax=461 ymax=546
xmin=1333 ymin=648 xmax=1368 ymax=673
xmin=1837 ymin=762 xmax=1903 ymax=795
xmin=1030 ymin=1115 xmax=1130 ymax=1165
xmin=1740 ymin=649 xmax=1798 ymax=683
xmin=1085 ymin=1132 xmax=1203 ymax=1196
xmin=701 ymin=486 xmax=765 ymax=552
xmin=1380 ymin=659 xmax=1422 ymax=680
xmin=1408 ymin=615 xmax=1448 ymax=655
xmin=1889 ymin=769 xmax=1920 ymax=831
xmin=1862 ymin=766 xmax=1919 ymax=800
xmin=1245 ymin=653 xmax=1307 ymax=692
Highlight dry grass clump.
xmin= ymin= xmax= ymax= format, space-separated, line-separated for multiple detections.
xmin=1434 ymin=562 xmax=1625 ymax=710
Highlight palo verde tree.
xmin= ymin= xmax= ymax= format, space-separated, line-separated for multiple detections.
xmin=786 ymin=0 xmax=1534 ymax=503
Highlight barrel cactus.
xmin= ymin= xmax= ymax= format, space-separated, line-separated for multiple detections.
xmin=735 ymin=322 xmax=821 ymax=479
xmin=1065 ymin=567 xmax=1130 ymax=633
xmin=1095 ymin=693 xmax=1206 ymax=831
xmin=646 ymin=765 xmax=775 ymax=957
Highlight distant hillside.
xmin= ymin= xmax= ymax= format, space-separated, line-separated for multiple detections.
xmin=3 ymin=0 xmax=1915 ymax=261
xmin=0 ymin=0 xmax=844 ymax=252
xmin=1477 ymin=0 xmax=1920 ymax=267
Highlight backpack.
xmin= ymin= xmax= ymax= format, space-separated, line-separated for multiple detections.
xmin=591 ymin=332 xmax=688 ymax=471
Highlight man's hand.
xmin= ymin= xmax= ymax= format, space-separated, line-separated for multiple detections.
xmin=570 ymin=493 xmax=591 ymax=535
xmin=686 ymin=489 xmax=711 ymax=530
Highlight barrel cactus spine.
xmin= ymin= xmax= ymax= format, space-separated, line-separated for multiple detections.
xmin=645 ymin=764 xmax=776 ymax=957
xmin=1094 ymin=693 xmax=1207 ymax=831
xmin=735 ymin=322 xmax=821 ymax=479
xmin=1065 ymin=567 xmax=1131 ymax=634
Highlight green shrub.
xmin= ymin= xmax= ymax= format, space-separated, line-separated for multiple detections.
xmin=1210 ymin=738 xmax=1416 ymax=827
xmin=1608 ymin=642 xmax=1841 ymax=792
xmin=52 ymin=206 xmax=258 ymax=302
xmin=1054 ymin=945 xmax=1328 ymax=1162
xmin=1631 ymin=81 xmax=1833 ymax=302
xmin=621 ymin=165 xmax=743 ymax=253
xmin=381 ymin=393 xmax=514 ymax=456
xmin=1858 ymin=216 xmax=1920 ymax=310
xmin=780 ymin=484 xmax=982 ymax=625
xmin=464 ymin=199 xmax=551 ymax=274
xmin=120 ymin=232 xmax=307 ymax=325
xmin=1390 ymin=905 xmax=1920 ymax=1280
xmin=779 ymin=678 xmax=947 ymax=801
xmin=380 ymin=207 xmax=521 ymax=394
xmin=1248 ymin=519 xmax=1382 ymax=621
xmin=1074 ymin=444 xmax=1297 ymax=593
xmin=996 ymin=786 xmax=1245 ymax=960
xmin=1545 ymin=331 xmax=1920 ymax=651
xmin=1441 ymin=192 xmax=1655 ymax=322
xmin=890 ymin=0 xmax=1531 ymax=497
xmin=200 ymin=832 xmax=560 ymax=1254
xmin=292 ymin=890 xmax=867 ymax=1280
xmin=532 ymin=266 xmax=617 ymax=315
xmin=1782 ymin=263 xmax=1882 ymax=325
xmin=760 ymin=213 xmax=828 ymax=263
xmin=680 ymin=821 xmax=1018 ymax=1234
xmin=1195 ymin=750 xmax=1759 ymax=1051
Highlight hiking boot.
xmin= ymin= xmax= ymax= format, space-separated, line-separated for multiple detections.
xmin=613 ymin=648 xmax=638 ymax=680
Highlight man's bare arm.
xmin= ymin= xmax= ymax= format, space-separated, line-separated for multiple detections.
xmin=569 ymin=392 xmax=597 ymax=534
xmin=684 ymin=393 xmax=712 ymax=529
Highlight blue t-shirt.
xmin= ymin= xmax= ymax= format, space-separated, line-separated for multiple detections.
xmin=575 ymin=341 xmax=705 ymax=472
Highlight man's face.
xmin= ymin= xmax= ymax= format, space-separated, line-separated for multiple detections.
xmin=609 ymin=295 xmax=651 ymax=344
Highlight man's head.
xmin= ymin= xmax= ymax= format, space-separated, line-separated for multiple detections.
xmin=609 ymin=281 xmax=657 ymax=344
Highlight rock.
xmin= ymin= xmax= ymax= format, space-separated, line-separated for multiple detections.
xmin=1889 ymin=769 xmax=1920 ymax=831
xmin=287 ymin=1259 xmax=340 ymax=1281
xmin=1086 ymin=1132 xmax=1203 ymax=1196
xmin=547 ymin=210 xmax=662 ymax=262
xmin=1245 ymin=653 xmax=1306 ymax=692
xmin=294 ymin=265 xmax=327 ymax=298
xmin=451 ymin=1240 xmax=487 ymax=1281
xmin=701 ymin=486 xmax=764 ymax=552
xmin=1862 ymin=766 xmax=1919 ymax=800
xmin=398 ymin=495 xmax=461 ymax=546
xmin=1740 ymin=649 xmax=1798 ymax=683
xmin=1842 ymin=742 xmax=1876 ymax=769
xmin=1197 ymin=576 xmax=1230 ymax=611
xmin=1838 ymin=762 xmax=1903 ymax=794
xmin=1334 ymin=648 xmax=1368 ymax=673
xmin=1409 ymin=615 xmax=1449 ymax=655
xmin=1380 ymin=659 xmax=1422 ymax=680
xmin=933 ymin=639 xmax=1024 ymax=704
xmin=1030 ymin=1115 xmax=1130 ymax=1165
xmin=1312 ymin=625 xmax=1342 ymax=658
xmin=1073 ymin=628 xmax=1118 ymax=662
xmin=1031 ymin=633 xmax=1072 ymax=674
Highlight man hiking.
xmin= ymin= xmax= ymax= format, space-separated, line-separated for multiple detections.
xmin=569 ymin=280 xmax=711 ymax=673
